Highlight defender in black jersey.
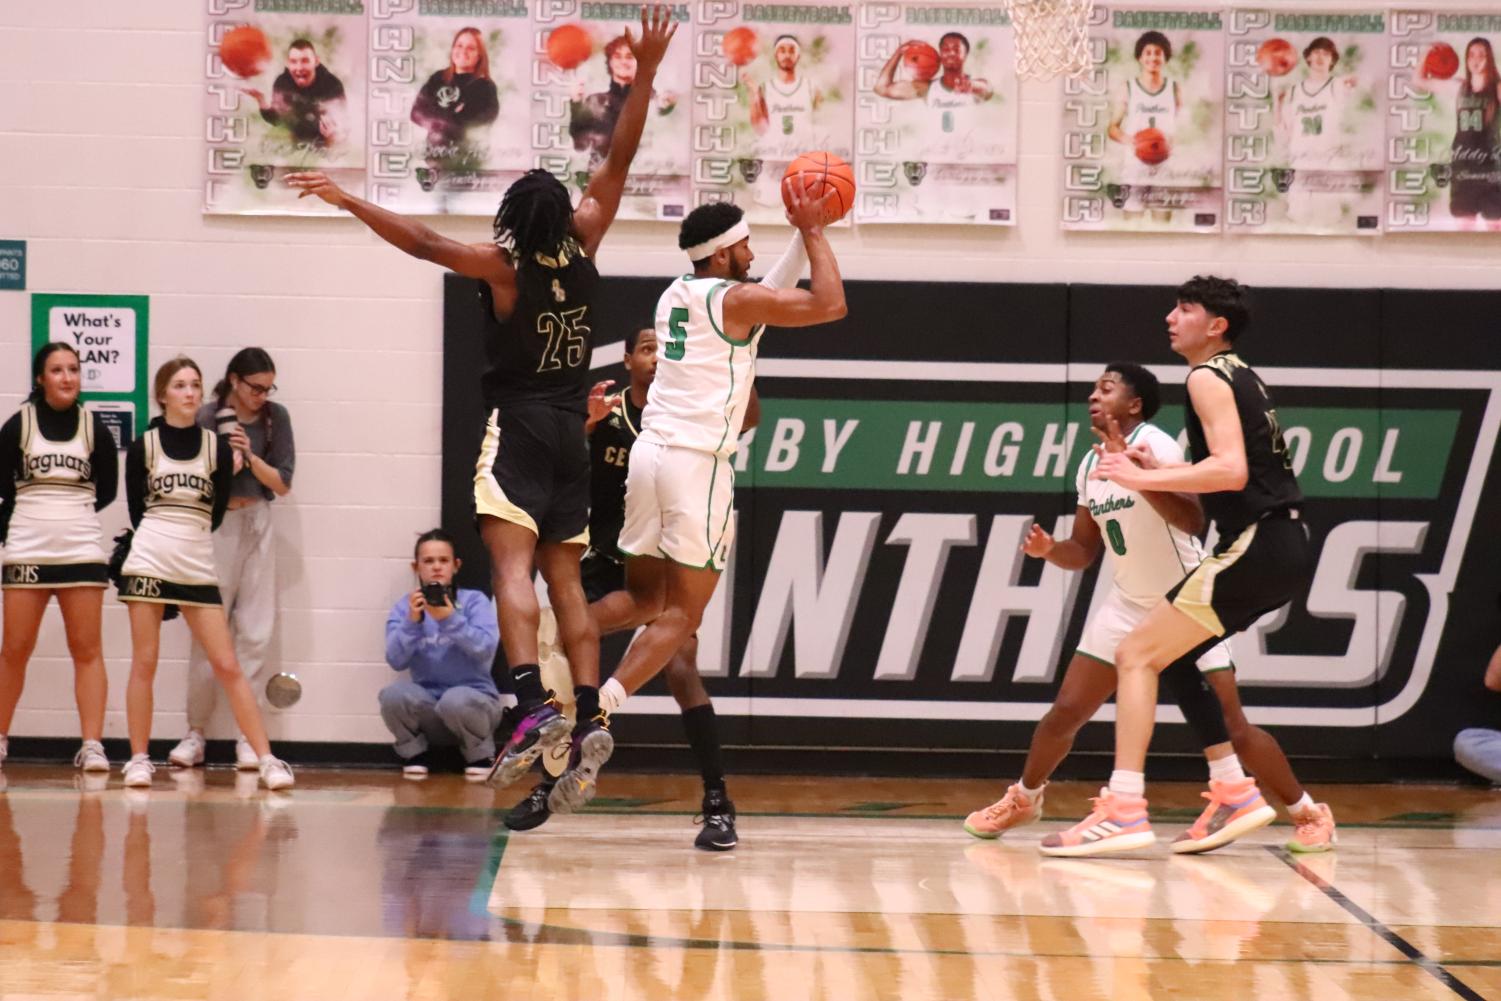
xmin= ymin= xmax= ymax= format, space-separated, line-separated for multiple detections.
xmin=1045 ymin=276 xmax=1319 ymax=858
xmin=287 ymin=6 xmax=680 ymax=793
xmin=505 ymin=328 xmax=757 ymax=850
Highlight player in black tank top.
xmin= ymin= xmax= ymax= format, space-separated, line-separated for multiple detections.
xmin=287 ymin=6 xmax=681 ymax=795
xmin=1043 ymin=276 xmax=1328 ymax=859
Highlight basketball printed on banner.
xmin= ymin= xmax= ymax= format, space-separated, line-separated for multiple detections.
xmin=1256 ymin=37 xmax=1297 ymax=77
xmin=723 ymin=25 xmax=759 ymax=67
xmin=902 ymin=41 xmax=940 ymax=82
xmin=1422 ymin=42 xmax=1460 ymax=80
xmin=219 ymin=24 xmax=272 ymax=79
xmin=546 ymin=23 xmax=593 ymax=71
xmin=1133 ymin=128 xmax=1169 ymax=166
xmin=783 ymin=151 xmax=855 ymax=224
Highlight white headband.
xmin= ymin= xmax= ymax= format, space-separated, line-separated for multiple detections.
xmin=685 ymin=220 xmax=751 ymax=261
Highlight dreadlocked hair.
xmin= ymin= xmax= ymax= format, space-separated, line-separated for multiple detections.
xmin=493 ymin=169 xmax=573 ymax=263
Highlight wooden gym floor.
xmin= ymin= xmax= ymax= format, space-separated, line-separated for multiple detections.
xmin=0 ymin=765 xmax=1497 ymax=1000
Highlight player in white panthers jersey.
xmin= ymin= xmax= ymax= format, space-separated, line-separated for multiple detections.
xmin=550 ymin=178 xmax=847 ymax=809
xmin=873 ymin=32 xmax=995 ymax=163
xmin=1109 ymin=31 xmax=1182 ymax=186
xmin=965 ymin=363 xmax=1334 ymax=855
xmin=751 ymin=35 xmax=821 ymax=159
xmin=1279 ymin=37 xmax=1356 ymax=170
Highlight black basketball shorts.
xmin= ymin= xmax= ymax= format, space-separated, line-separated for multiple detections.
xmin=1167 ymin=510 xmax=1313 ymax=638
xmin=473 ymin=403 xmax=590 ymax=545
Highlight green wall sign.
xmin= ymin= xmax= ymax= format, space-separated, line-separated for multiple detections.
xmin=30 ymin=293 xmax=150 ymax=448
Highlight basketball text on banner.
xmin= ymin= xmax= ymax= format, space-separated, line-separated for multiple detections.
xmin=854 ymin=2 xmax=1018 ymax=225
xmin=1225 ymin=8 xmax=1386 ymax=234
xmin=203 ymin=0 xmax=368 ymax=215
xmin=1061 ymin=6 xmax=1225 ymax=232
xmin=692 ymin=0 xmax=857 ymax=222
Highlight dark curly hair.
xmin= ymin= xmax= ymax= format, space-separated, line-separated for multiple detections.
xmin=493 ymin=169 xmax=574 ymax=263
xmin=1176 ymin=275 xmax=1250 ymax=343
xmin=678 ymin=202 xmax=745 ymax=266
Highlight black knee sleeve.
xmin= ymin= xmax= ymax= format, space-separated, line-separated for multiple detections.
xmin=1162 ymin=655 xmax=1229 ymax=749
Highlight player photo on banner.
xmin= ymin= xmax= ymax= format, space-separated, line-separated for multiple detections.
xmin=533 ymin=1 xmax=692 ymax=220
xmin=203 ymin=0 xmax=366 ymax=215
xmin=855 ymin=3 xmax=1017 ymax=224
xmin=1061 ymin=7 xmax=1225 ymax=232
xmin=1387 ymin=12 xmax=1501 ymax=232
xmin=693 ymin=0 xmax=856 ymax=222
xmin=364 ymin=1 xmax=530 ymax=214
xmin=1225 ymin=9 xmax=1385 ymax=234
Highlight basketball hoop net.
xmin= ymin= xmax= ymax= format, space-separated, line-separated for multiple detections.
xmin=1005 ymin=0 xmax=1093 ymax=80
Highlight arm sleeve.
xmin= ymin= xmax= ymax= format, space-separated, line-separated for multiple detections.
xmin=758 ymin=232 xmax=808 ymax=291
xmin=210 ymin=435 xmax=234 ymax=531
xmin=0 ymin=413 xmax=20 ymax=544
xmin=385 ymin=599 xmax=423 ymax=671
xmin=125 ymin=438 xmax=147 ymax=528
xmin=437 ymin=591 xmax=502 ymax=664
xmin=268 ymin=405 xmax=296 ymax=488
xmin=90 ymin=412 xmax=119 ymax=511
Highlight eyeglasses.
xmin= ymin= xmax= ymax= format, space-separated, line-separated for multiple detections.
xmin=242 ymin=381 xmax=277 ymax=397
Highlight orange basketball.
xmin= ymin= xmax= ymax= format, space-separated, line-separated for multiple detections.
xmin=1256 ymin=37 xmax=1297 ymax=77
xmin=724 ymin=26 xmax=759 ymax=67
xmin=546 ymin=23 xmax=593 ymax=71
xmin=783 ymin=152 xmax=855 ymax=224
xmin=1133 ymin=127 xmax=1170 ymax=166
xmin=1422 ymin=41 xmax=1460 ymax=80
xmin=219 ymin=24 xmax=271 ymax=79
xmin=902 ymin=41 xmax=940 ymax=82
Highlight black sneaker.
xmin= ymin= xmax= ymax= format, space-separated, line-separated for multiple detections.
xmin=505 ymin=782 xmax=554 ymax=831
xmin=401 ymin=750 xmax=432 ymax=779
xmin=694 ymin=788 xmax=738 ymax=851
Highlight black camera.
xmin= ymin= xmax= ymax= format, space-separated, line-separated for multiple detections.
xmin=421 ymin=581 xmax=452 ymax=608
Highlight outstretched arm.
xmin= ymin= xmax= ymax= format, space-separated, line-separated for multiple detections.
xmin=285 ymin=171 xmax=512 ymax=284
xmin=574 ymin=4 xmax=679 ymax=255
xmin=722 ymin=178 xmax=846 ymax=334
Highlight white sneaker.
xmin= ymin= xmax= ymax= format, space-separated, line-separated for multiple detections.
xmin=259 ymin=756 xmax=295 ymax=791
xmin=74 ymin=739 xmax=110 ymax=772
xmin=235 ymin=736 xmax=260 ymax=771
xmin=122 ymin=754 xmax=156 ymax=788
xmin=168 ymin=731 xmax=206 ymax=768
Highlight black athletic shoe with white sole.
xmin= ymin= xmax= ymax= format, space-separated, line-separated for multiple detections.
xmin=694 ymin=789 xmax=738 ymax=851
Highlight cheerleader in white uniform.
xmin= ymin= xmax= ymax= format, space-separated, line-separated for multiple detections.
xmin=0 ymin=343 xmax=118 ymax=774
xmin=117 ymin=357 xmax=293 ymax=790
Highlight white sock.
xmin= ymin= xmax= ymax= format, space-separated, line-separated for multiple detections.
xmin=1207 ymin=753 xmax=1246 ymax=783
xmin=1108 ymin=769 xmax=1145 ymax=798
xmin=600 ymin=677 xmax=628 ymax=715
xmin=1018 ymin=780 xmax=1046 ymax=799
xmin=1289 ymin=793 xmax=1316 ymax=817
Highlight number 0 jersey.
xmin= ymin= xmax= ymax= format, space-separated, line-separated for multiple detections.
xmin=641 ymin=275 xmax=765 ymax=458
xmin=478 ymin=238 xmax=599 ymax=415
xmin=1076 ymin=423 xmax=1206 ymax=607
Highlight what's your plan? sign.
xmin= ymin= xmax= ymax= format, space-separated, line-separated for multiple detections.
xmin=30 ymin=293 xmax=150 ymax=448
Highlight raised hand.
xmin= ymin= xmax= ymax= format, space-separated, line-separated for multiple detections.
xmin=783 ymin=172 xmax=836 ymax=231
xmin=1020 ymin=520 xmax=1055 ymax=559
xmin=285 ymin=171 xmax=348 ymax=206
xmin=1091 ymin=412 xmax=1128 ymax=454
xmin=1091 ymin=447 xmax=1147 ymax=490
xmin=585 ymin=379 xmax=620 ymax=431
xmin=625 ymin=4 xmax=679 ymax=77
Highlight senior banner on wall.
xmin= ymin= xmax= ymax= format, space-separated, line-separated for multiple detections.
xmin=204 ymin=0 xmax=367 ymax=214
xmin=1225 ymin=9 xmax=1385 ymax=233
xmin=533 ymin=1 xmax=693 ymax=220
xmin=1061 ymin=7 xmax=1224 ymax=232
xmin=364 ymin=0 xmax=530 ymax=214
xmin=1387 ymin=11 xmax=1501 ymax=231
xmin=854 ymin=3 xmax=1017 ymax=225
xmin=692 ymin=0 xmax=856 ymax=222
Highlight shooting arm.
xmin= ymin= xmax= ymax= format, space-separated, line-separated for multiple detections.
xmin=722 ymin=227 xmax=846 ymax=331
xmin=758 ymin=231 xmax=807 ymax=290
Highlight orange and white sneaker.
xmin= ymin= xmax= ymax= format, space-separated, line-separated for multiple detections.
xmin=1039 ymin=788 xmax=1155 ymax=857
xmin=964 ymin=783 xmax=1044 ymax=840
xmin=1170 ymin=776 xmax=1277 ymax=854
xmin=1286 ymin=802 xmax=1337 ymax=853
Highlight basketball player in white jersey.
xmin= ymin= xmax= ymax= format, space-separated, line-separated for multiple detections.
xmin=1276 ymin=36 xmax=1359 ymax=226
xmin=1108 ymin=30 xmax=1181 ymax=187
xmin=964 ymin=364 xmax=1336 ymax=854
xmin=874 ymin=32 xmax=993 ymax=159
xmin=545 ymin=177 xmax=846 ymax=810
xmin=750 ymin=34 xmax=822 ymax=160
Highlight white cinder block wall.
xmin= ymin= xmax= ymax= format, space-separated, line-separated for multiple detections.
xmin=1 ymin=1 xmax=1493 ymax=747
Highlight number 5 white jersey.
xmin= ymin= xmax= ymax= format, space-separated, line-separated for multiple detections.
xmin=641 ymin=276 xmax=766 ymax=458
xmin=1076 ymin=422 xmax=1206 ymax=607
